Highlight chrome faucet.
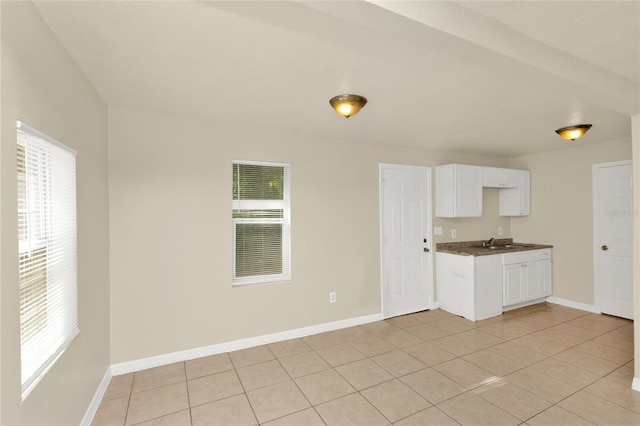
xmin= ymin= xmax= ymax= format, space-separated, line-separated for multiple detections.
xmin=483 ymin=237 xmax=495 ymax=247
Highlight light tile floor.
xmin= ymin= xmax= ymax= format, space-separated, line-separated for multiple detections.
xmin=92 ymin=303 xmax=639 ymax=425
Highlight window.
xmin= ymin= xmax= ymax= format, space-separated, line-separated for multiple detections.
xmin=232 ymin=161 xmax=290 ymax=285
xmin=17 ymin=121 xmax=78 ymax=398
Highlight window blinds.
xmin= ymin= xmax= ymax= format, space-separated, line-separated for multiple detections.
xmin=17 ymin=121 xmax=78 ymax=398
xmin=232 ymin=162 xmax=290 ymax=285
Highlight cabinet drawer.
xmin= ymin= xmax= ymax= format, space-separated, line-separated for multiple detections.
xmin=503 ymin=248 xmax=551 ymax=265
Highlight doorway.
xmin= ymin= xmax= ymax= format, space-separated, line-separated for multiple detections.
xmin=593 ymin=160 xmax=634 ymax=319
xmin=379 ymin=164 xmax=434 ymax=318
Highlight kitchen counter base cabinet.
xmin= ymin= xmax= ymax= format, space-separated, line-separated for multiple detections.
xmin=503 ymin=249 xmax=552 ymax=308
xmin=436 ymin=252 xmax=502 ymax=321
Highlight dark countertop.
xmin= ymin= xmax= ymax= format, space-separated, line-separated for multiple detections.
xmin=436 ymin=238 xmax=553 ymax=256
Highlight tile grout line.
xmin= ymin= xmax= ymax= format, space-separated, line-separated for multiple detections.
xmin=391 ymin=306 xmax=632 ymax=425
xmin=99 ymin=304 xmax=634 ymax=425
xmin=181 ymin=361 xmax=194 ymax=426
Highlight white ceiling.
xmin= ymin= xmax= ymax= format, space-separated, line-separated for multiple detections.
xmin=33 ymin=0 xmax=639 ymax=158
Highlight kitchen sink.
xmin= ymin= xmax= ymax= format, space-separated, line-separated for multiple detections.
xmin=487 ymin=243 xmax=534 ymax=250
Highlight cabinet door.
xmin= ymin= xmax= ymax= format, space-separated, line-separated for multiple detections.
xmin=517 ymin=171 xmax=531 ymax=215
xmin=524 ymin=260 xmax=552 ymax=300
xmin=482 ymin=167 xmax=518 ymax=188
xmin=499 ymin=170 xmax=530 ymax=216
xmin=455 ymin=165 xmax=482 ymax=217
xmin=503 ymin=264 xmax=524 ymax=305
xmin=481 ymin=167 xmax=500 ymax=187
xmin=523 ymin=262 xmax=541 ymax=299
xmin=500 ymin=169 xmax=519 ymax=188
xmin=436 ymin=165 xmax=456 ymax=217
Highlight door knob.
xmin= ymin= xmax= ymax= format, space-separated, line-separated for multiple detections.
xmin=424 ymin=248 xmax=429 ymax=252
xmin=601 ymin=245 xmax=608 ymax=251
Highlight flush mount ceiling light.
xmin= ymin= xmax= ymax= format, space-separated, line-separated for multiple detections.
xmin=555 ymin=124 xmax=592 ymax=141
xmin=329 ymin=94 xmax=367 ymax=118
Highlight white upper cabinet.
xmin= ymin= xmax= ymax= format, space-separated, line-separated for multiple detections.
xmin=436 ymin=164 xmax=482 ymax=217
xmin=481 ymin=167 xmax=518 ymax=188
xmin=436 ymin=164 xmax=530 ymax=218
xmin=499 ymin=170 xmax=530 ymax=216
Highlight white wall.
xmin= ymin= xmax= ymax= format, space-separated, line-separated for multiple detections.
xmin=509 ymin=137 xmax=632 ymax=306
xmin=0 ymin=2 xmax=110 ymax=424
xmin=108 ymin=108 xmax=511 ymax=364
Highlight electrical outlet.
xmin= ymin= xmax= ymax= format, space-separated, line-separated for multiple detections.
xmin=451 ymin=229 xmax=457 ymax=238
xmin=329 ymin=292 xmax=336 ymax=303
xmin=498 ymin=226 xmax=504 ymax=236
xmin=434 ymin=227 xmax=443 ymax=236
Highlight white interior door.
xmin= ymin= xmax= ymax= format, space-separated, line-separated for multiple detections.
xmin=380 ymin=164 xmax=433 ymax=318
xmin=594 ymin=160 xmax=634 ymax=319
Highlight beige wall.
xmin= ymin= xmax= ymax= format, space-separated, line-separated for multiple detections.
xmin=108 ymin=108 xmax=511 ymax=363
xmin=1 ymin=3 xmax=637 ymax=422
xmin=0 ymin=2 xmax=110 ymax=424
xmin=509 ymin=138 xmax=632 ymax=306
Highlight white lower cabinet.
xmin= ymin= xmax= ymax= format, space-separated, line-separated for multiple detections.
xmin=503 ymin=249 xmax=552 ymax=307
xmin=437 ymin=248 xmax=553 ymax=320
xmin=436 ymin=252 xmax=503 ymax=321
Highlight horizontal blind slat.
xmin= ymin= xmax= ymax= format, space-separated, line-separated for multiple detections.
xmin=232 ymin=162 xmax=290 ymax=284
xmin=17 ymin=123 xmax=78 ymax=397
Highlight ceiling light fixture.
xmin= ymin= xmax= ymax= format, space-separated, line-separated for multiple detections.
xmin=555 ymin=124 xmax=592 ymax=141
xmin=329 ymin=94 xmax=367 ymax=119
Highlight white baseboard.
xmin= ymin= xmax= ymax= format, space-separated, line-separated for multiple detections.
xmin=633 ymin=377 xmax=640 ymax=393
xmin=545 ymin=296 xmax=600 ymax=314
xmin=80 ymin=367 xmax=113 ymax=426
xmin=84 ymin=312 xmax=382 ymax=423
xmin=110 ymin=312 xmax=383 ymax=376
xmin=503 ymin=297 xmax=547 ymax=312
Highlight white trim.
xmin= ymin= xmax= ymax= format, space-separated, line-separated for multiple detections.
xmin=545 ymin=296 xmax=600 ymax=314
xmin=232 ymin=159 xmax=290 ymax=169
xmin=17 ymin=120 xmax=78 ymax=156
xmin=80 ymin=367 xmax=113 ymax=426
xmin=110 ymin=313 xmax=383 ymax=376
xmin=592 ymin=160 xmax=633 ymax=315
xmin=503 ymin=297 xmax=548 ymax=312
xmin=232 ymin=161 xmax=291 ymax=285
xmin=633 ymin=377 xmax=640 ymax=393
xmin=85 ymin=313 xmax=383 ymax=421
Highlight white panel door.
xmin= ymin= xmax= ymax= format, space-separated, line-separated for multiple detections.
xmin=380 ymin=164 xmax=433 ymax=318
xmin=594 ymin=161 xmax=634 ymax=319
